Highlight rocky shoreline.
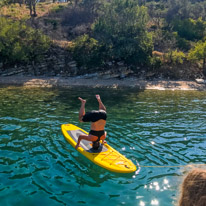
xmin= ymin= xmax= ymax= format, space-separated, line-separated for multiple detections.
xmin=0 ymin=76 xmax=206 ymax=90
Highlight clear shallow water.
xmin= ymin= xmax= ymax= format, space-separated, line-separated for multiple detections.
xmin=0 ymin=86 xmax=206 ymax=206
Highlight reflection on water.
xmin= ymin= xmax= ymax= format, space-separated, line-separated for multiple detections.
xmin=0 ymin=86 xmax=206 ymax=206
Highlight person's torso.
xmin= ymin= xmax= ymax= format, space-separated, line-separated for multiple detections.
xmin=90 ymin=119 xmax=106 ymax=131
xmin=84 ymin=110 xmax=106 ymax=131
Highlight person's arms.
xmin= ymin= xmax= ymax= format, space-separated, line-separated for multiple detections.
xmin=96 ymin=95 xmax=106 ymax=111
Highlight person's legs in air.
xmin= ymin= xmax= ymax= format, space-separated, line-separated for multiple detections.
xmin=78 ymin=97 xmax=86 ymax=121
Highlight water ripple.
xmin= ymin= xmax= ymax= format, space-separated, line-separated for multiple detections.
xmin=0 ymin=87 xmax=206 ymax=206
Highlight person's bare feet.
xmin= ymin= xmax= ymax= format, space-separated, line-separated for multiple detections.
xmin=75 ymin=145 xmax=79 ymax=149
xmin=75 ymin=144 xmax=81 ymax=149
xmin=78 ymin=97 xmax=86 ymax=104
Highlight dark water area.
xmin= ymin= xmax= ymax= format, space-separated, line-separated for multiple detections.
xmin=0 ymin=86 xmax=206 ymax=206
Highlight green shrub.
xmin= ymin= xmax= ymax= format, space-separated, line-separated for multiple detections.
xmin=70 ymin=34 xmax=102 ymax=68
xmin=188 ymin=41 xmax=206 ymax=61
xmin=176 ymin=36 xmax=191 ymax=51
xmin=0 ymin=17 xmax=50 ymax=64
xmin=165 ymin=50 xmax=186 ymax=65
xmin=172 ymin=18 xmax=206 ymax=41
xmin=188 ymin=40 xmax=206 ymax=75
xmin=44 ymin=19 xmax=58 ymax=30
xmin=150 ymin=56 xmax=162 ymax=69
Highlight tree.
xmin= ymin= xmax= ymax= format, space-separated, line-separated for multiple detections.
xmin=166 ymin=0 xmax=191 ymax=23
xmin=92 ymin=0 xmax=153 ymax=66
xmin=188 ymin=40 xmax=206 ymax=76
xmin=26 ymin=0 xmax=37 ymax=17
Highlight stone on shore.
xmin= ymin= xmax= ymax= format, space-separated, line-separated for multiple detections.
xmin=195 ymin=79 xmax=206 ymax=84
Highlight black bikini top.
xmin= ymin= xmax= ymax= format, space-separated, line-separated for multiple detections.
xmin=82 ymin=110 xmax=107 ymax=122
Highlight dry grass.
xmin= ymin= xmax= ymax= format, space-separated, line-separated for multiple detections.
xmin=0 ymin=2 xmax=69 ymax=20
xmin=37 ymin=2 xmax=69 ymax=18
xmin=52 ymin=40 xmax=74 ymax=48
xmin=0 ymin=4 xmax=30 ymax=20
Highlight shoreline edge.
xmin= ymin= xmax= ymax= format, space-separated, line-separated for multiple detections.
xmin=0 ymin=76 xmax=206 ymax=90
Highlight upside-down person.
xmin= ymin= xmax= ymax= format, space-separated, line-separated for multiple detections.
xmin=75 ymin=95 xmax=107 ymax=150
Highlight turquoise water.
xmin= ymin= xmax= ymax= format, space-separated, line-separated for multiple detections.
xmin=0 ymin=86 xmax=206 ymax=206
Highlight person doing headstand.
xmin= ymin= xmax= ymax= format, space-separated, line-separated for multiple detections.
xmin=75 ymin=94 xmax=107 ymax=150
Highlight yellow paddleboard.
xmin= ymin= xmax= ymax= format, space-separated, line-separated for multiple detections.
xmin=61 ymin=124 xmax=137 ymax=173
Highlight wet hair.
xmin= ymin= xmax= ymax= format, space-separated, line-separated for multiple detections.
xmin=92 ymin=141 xmax=100 ymax=150
xmin=178 ymin=168 xmax=206 ymax=206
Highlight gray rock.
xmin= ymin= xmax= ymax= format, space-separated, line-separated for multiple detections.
xmin=120 ymin=73 xmax=126 ymax=79
xmin=195 ymin=79 xmax=206 ymax=84
xmin=83 ymin=73 xmax=98 ymax=79
xmin=2 ymin=69 xmax=24 ymax=76
xmin=102 ymin=74 xmax=119 ymax=79
xmin=68 ymin=61 xmax=77 ymax=67
xmin=117 ymin=61 xmax=124 ymax=66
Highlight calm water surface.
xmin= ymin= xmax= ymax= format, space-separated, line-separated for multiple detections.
xmin=0 ymin=86 xmax=206 ymax=206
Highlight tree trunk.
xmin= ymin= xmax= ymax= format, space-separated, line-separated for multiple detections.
xmin=29 ymin=2 xmax=33 ymax=16
xmin=74 ymin=0 xmax=78 ymax=8
xmin=32 ymin=1 xmax=37 ymax=17
xmin=28 ymin=0 xmax=37 ymax=17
